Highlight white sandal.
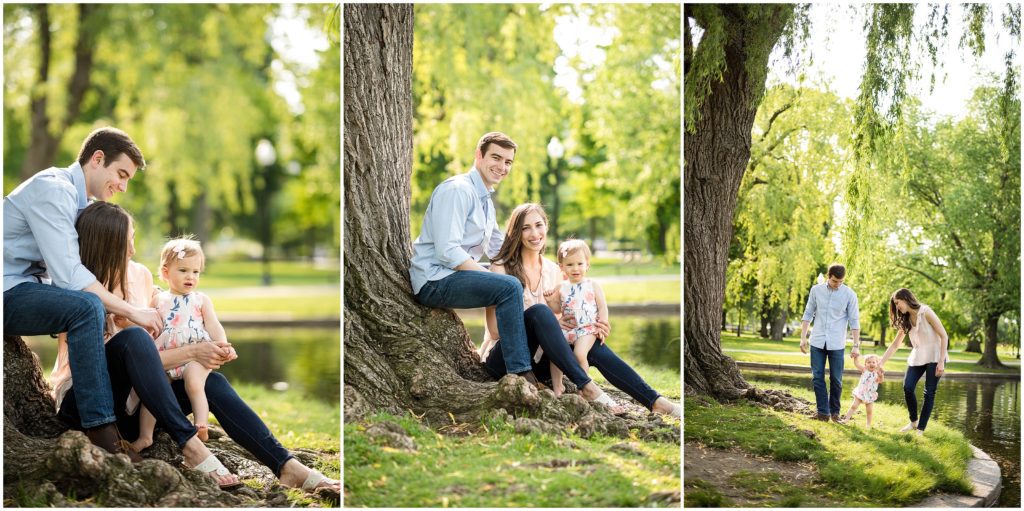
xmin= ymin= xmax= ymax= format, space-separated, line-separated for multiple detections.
xmin=301 ymin=469 xmax=340 ymax=492
xmin=186 ymin=454 xmax=242 ymax=490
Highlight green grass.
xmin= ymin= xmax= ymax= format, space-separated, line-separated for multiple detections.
xmin=683 ymin=478 xmax=734 ymax=507
xmin=601 ymin=279 xmax=679 ymax=304
xmin=344 ymin=412 xmax=679 ymax=507
xmin=209 ymin=292 xmax=340 ymax=318
xmin=720 ymin=333 xmax=1020 ymax=375
xmin=587 ymin=258 xmax=679 ymax=277
xmin=225 ymin=382 xmax=339 ymax=454
xmin=685 ymin=382 xmax=974 ymax=507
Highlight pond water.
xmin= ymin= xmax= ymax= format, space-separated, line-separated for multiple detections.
xmin=24 ymin=328 xmax=341 ymax=404
xmin=460 ymin=314 xmax=681 ymax=373
xmin=745 ymin=370 xmax=1020 ymax=507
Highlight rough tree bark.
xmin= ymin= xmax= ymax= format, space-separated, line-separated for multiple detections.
xmin=20 ymin=4 xmax=100 ymax=180
xmin=683 ymin=5 xmax=794 ymax=401
xmin=4 ymin=334 xmax=336 ymax=506
xmin=342 ymin=4 xmax=673 ymax=440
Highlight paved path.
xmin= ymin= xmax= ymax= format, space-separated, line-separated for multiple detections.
xmin=724 ymin=348 xmax=1021 ymax=367
xmin=205 ymin=284 xmax=337 ymax=297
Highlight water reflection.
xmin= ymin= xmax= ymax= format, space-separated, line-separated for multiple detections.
xmin=24 ymin=328 xmax=340 ymax=404
xmin=745 ymin=370 xmax=1020 ymax=507
xmin=460 ymin=314 xmax=680 ymax=372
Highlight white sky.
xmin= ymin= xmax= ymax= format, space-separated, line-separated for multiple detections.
xmin=268 ymin=4 xmax=330 ymax=115
xmin=768 ymin=3 xmax=1017 ymax=120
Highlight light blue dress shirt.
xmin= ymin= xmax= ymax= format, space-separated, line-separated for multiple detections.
xmin=801 ymin=282 xmax=860 ymax=350
xmin=4 ymin=162 xmax=97 ymax=292
xmin=409 ymin=167 xmax=504 ymax=295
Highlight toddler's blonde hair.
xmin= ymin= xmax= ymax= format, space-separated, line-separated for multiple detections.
xmin=557 ymin=239 xmax=592 ymax=264
xmin=159 ymin=236 xmax=204 ymax=272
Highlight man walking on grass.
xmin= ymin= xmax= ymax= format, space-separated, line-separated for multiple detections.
xmin=800 ymin=263 xmax=861 ymax=423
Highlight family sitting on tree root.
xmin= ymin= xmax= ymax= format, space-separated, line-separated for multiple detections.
xmin=409 ymin=131 xmax=680 ymax=417
xmin=3 ymin=127 xmax=340 ymax=493
xmin=800 ymin=264 xmax=949 ymax=433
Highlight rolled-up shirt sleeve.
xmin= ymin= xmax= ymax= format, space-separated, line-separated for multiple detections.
xmin=801 ymin=288 xmax=817 ymax=322
xmin=429 ymin=185 xmax=474 ymax=269
xmin=21 ymin=185 xmax=96 ymax=290
xmin=847 ymin=290 xmax=860 ymax=330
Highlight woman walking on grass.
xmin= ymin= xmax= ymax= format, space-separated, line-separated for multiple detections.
xmin=878 ymin=288 xmax=949 ymax=435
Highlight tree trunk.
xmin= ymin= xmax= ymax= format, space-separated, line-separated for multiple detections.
xmin=877 ymin=318 xmax=887 ymax=348
xmin=770 ymin=307 xmax=787 ymax=341
xmin=341 ymin=4 xmax=659 ymax=439
xmin=683 ymin=5 xmax=793 ymax=400
xmin=977 ymin=312 xmax=1005 ymax=369
xmin=20 ymin=4 xmax=100 ymax=180
xmin=759 ymin=298 xmax=770 ymax=338
xmin=3 ymin=334 xmax=332 ymax=506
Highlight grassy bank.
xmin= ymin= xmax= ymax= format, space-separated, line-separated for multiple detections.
xmin=721 ymin=333 xmax=1020 ymax=375
xmin=345 ymin=412 xmax=680 ymax=507
xmin=684 ymin=382 xmax=974 ymax=507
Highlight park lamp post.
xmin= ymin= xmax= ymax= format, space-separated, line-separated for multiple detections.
xmin=547 ymin=136 xmax=565 ymax=249
xmin=255 ymin=139 xmax=277 ymax=286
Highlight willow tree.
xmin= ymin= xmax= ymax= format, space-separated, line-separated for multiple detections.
xmin=343 ymin=4 xmax=676 ymax=439
xmin=684 ymin=3 xmax=1018 ymax=399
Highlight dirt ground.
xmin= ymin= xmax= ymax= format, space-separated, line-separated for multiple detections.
xmin=684 ymin=442 xmax=821 ymax=507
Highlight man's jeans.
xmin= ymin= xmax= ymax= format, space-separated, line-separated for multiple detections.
xmin=904 ymin=363 xmax=941 ymax=430
xmin=415 ymin=271 xmax=531 ymax=374
xmin=4 ymin=282 xmax=115 ymax=428
xmin=810 ymin=345 xmax=845 ymax=416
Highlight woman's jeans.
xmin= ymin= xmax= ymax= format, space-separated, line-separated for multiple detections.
xmin=904 ymin=363 xmax=941 ymax=430
xmin=5 ymin=282 xmax=115 ymax=428
xmin=416 ymin=270 xmax=531 ymax=374
xmin=59 ymin=327 xmax=294 ymax=476
xmin=810 ymin=346 xmax=845 ymax=416
xmin=484 ymin=304 xmax=661 ymax=410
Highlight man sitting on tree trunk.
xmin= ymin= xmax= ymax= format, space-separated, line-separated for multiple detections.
xmin=409 ymin=131 xmax=542 ymax=386
xmin=799 ymin=263 xmax=861 ymax=423
xmin=3 ymin=127 xmax=163 ymax=460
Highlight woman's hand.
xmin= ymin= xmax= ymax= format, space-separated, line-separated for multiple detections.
xmin=558 ymin=309 xmax=577 ymax=331
xmin=193 ymin=341 xmax=234 ymax=370
xmin=935 ymin=361 xmax=945 ymax=377
xmin=593 ymin=319 xmax=611 ymax=342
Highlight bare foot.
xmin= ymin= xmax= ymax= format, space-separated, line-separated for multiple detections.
xmin=130 ymin=436 xmax=153 ymax=453
xmin=552 ymin=385 xmax=564 ymax=397
xmin=196 ymin=424 xmax=209 ymax=442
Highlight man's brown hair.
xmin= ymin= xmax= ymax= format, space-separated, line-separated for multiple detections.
xmin=476 ymin=132 xmax=518 ymax=158
xmin=77 ymin=127 xmax=146 ymax=170
xmin=827 ymin=264 xmax=846 ymax=279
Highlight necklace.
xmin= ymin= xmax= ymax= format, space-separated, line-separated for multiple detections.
xmin=523 ymin=263 xmax=543 ymax=302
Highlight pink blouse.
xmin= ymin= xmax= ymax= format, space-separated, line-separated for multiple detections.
xmin=50 ymin=261 xmax=157 ymax=412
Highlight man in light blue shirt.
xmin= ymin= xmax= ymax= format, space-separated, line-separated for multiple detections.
xmin=4 ymin=127 xmax=162 ymax=459
xmin=410 ymin=132 xmax=539 ymax=386
xmin=799 ymin=263 xmax=861 ymax=422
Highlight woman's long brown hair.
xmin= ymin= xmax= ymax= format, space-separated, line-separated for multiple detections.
xmin=75 ymin=202 xmax=132 ymax=299
xmin=889 ymin=288 xmax=922 ymax=333
xmin=491 ymin=203 xmax=548 ymax=288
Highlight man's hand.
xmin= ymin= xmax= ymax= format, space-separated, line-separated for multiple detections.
xmin=799 ymin=337 xmax=809 ymax=354
xmin=126 ymin=307 xmax=163 ymax=338
xmin=851 ymin=352 xmax=860 ymax=360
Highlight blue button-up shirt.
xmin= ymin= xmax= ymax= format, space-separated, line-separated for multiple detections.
xmin=4 ymin=162 xmax=97 ymax=292
xmin=409 ymin=167 xmax=504 ymax=294
xmin=801 ymin=282 xmax=860 ymax=350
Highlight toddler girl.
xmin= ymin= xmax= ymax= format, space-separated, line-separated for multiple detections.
xmin=841 ymin=353 xmax=885 ymax=427
xmin=548 ymin=239 xmax=613 ymax=406
xmin=131 ymin=237 xmax=232 ymax=451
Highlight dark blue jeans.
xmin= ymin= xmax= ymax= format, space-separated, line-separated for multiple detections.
xmin=5 ymin=282 xmax=114 ymax=428
xmin=810 ymin=346 xmax=845 ymax=416
xmin=59 ymin=328 xmax=294 ymax=475
xmin=416 ymin=270 xmax=531 ymax=374
xmin=904 ymin=363 xmax=941 ymax=430
xmin=485 ymin=304 xmax=662 ymax=410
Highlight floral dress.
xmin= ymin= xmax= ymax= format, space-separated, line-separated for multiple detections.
xmin=852 ymin=369 xmax=880 ymax=404
xmin=560 ymin=279 xmax=601 ymax=344
xmin=154 ymin=291 xmax=212 ymax=379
